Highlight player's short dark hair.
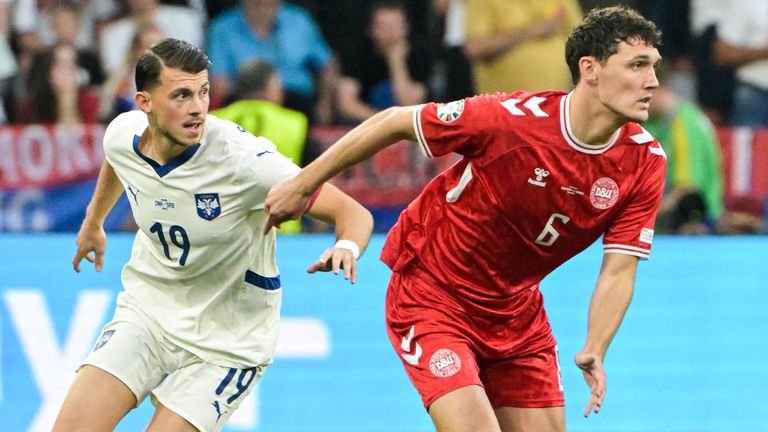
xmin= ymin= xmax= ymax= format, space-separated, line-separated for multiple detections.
xmin=565 ymin=6 xmax=662 ymax=84
xmin=135 ymin=38 xmax=211 ymax=91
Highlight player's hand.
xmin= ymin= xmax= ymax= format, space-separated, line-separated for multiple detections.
xmin=263 ymin=177 xmax=312 ymax=235
xmin=73 ymin=222 xmax=107 ymax=273
xmin=575 ymin=351 xmax=607 ymax=417
xmin=306 ymin=247 xmax=358 ymax=284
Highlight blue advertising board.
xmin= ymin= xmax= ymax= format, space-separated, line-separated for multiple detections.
xmin=1 ymin=234 xmax=766 ymax=431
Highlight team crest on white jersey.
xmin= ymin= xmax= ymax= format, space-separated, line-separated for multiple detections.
xmin=527 ymin=167 xmax=550 ymax=187
xmin=196 ymin=193 xmax=221 ymax=220
xmin=436 ymin=100 xmax=465 ymax=122
xmin=590 ymin=177 xmax=619 ymax=209
xmin=429 ymin=348 xmax=462 ymax=377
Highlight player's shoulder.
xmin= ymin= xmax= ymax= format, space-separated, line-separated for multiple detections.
xmin=621 ymin=122 xmax=666 ymax=161
xmin=104 ymin=110 xmax=148 ymax=149
xmin=204 ymin=114 xmax=278 ymax=157
xmin=475 ymin=90 xmax=565 ymax=119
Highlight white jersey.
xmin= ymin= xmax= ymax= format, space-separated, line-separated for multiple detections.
xmin=103 ymin=111 xmax=300 ymax=367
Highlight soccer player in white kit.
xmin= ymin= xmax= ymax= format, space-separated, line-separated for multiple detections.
xmin=53 ymin=38 xmax=374 ymax=432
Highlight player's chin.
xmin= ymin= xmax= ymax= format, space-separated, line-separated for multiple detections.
xmin=174 ymin=131 xmax=202 ymax=146
xmin=626 ymin=110 xmax=649 ymax=123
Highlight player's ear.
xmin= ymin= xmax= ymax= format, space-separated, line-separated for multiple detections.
xmin=579 ymin=56 xmax=599 ymax=85
xmin=135 ymin=91 xmax=152 ymax=114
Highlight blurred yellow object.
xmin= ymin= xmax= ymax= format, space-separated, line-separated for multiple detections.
xmin=212 ymin=100 xmax=308 ymax=234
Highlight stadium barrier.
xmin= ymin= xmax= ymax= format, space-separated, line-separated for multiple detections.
xmin=0 ymin=234 xmax=766 ymax=431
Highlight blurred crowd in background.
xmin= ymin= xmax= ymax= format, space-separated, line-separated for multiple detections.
xmin=0 ymin=0 xmax=766 ymax=234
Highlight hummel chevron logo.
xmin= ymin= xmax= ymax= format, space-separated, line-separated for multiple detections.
xmin=501 ymin=96 xmax=549 ymax=117
xmin=648 ymin=146 xmax=667 ymax=158
xmin=400 ymin=325 xmax=422 ymax=366
xmin=629 ymin=128 xmax=654 ymax=144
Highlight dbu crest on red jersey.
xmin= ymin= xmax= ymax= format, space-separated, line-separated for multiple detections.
xmin=429 ymin=349 xmax=462 ymax=377
xmin=436 ymin=100 xmax=465 ymax=122
xmin=589 ymin=177 xmax=619 ymax=209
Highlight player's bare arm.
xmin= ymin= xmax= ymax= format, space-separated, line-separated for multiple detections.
xmin=263 ymin=105 xmax=417 ymax=233
xmin=73 ymin=161 xmax=125 ymax=273
xmin=304 ymin=183 xmax=374 ymax=284
xmin=577 ymin=253 xmax=639 ymax=417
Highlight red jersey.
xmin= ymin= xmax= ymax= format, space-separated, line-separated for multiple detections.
xmin=380 ymin=91 xmax=666 ymax=318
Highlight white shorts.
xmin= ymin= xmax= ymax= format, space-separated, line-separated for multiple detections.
xmin=82 ymin=305 xmax=266 ymax=432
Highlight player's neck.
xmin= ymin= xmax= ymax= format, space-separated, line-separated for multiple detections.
xmin=139 ymin=128 xmax=189 ymax=165
xmin=568 ymin=90 xmax=624 ymax=147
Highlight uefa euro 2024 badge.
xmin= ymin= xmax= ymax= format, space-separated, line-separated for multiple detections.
xmin=436 ymin=100 xmax=465 ymax=123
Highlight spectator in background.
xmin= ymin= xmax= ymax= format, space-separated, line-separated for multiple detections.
xmin=99 ymin=0 xmax=202 ymax=75
xmin=0 ymin=0 xmax=15 ymax=124
xmin=207 ymin=0 xmax=338 ymax=123
xmin=645 ymin=66 xmax=765 ymax=234
xmin=464 ymin=0 xmax=582 ymax=94
xmin=645 ymin=66 xmax=724 ymax=234
xmin=15 ymin=43 xmax=100 ymax=125
xmin=335 ymin=1 xmax=431 ymax=124
xmin=99 ymin=24 xmax=164 ymax=121
xmin=714 ymin=0 xmax=768 ymax=127
xmin=212 ymin=60 xmax=309 ymax=234
xmin=638 ymin=0 xmax=694 ymax=100
xmin=47 ymin=4 xmax=105 ymax=87
xmin=432 ymin=0 xmax=474 ymax=102
xmin=6 ymin=2 xmax=105 ymax=121
xmin=689 ymin=0 xmax=735 ymax=126
xmin=11 ymin=0 xmax=101 ymax=74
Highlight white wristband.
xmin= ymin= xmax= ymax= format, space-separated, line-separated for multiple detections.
xmin=334 ymin=240 xmax=360 ymax=259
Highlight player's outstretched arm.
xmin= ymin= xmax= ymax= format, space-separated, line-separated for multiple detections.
xmin=72 ymin=161 xmax=125 ymax=273
xmin=263 ymin=105 xmax=417 ymax=234
xmin=577 ymin=253 xmax=639 ymax=417
xmin=304 ymin=183 xmax=373 ymax=284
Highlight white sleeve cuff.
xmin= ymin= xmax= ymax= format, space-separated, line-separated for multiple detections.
xmin=603 ymin=243 xmax=650 ymax=260
xmin=412 ymin=104 xmax=433 ymax=158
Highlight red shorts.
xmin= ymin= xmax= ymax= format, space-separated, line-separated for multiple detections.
xmin=385 ymin=271 xmax=565 ymax=409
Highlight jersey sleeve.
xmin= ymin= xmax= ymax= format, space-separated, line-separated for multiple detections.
xmin=603 ymin=146 xmax=666 ymax=260
xmin=236 ymin=135 xmax=301 ymax=212
xmin=102 ymin=111 xmax=144 ymax=167
xmin=413 ymin=94 xmax=498 ymax=159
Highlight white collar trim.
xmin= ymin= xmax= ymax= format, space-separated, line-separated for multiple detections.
xmin=559 ymin=92 xmax=620 ymax=155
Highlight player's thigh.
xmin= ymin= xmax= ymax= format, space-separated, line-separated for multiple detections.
xmin=481 ymin=345 xmax=565 ymax=432
xmin=386 ymin=304 xmax=485 ymax=407
xmin=152 ymin=360 xmax=266 ymax=432
xmin=54 ymin=319 xmax=167 ymax=431
xmin=494 ymin=406 xmax=564 ymax=432
xmin=146 ymin=402 xmax=199 ymax=432
xmin=52 ymin=365 xmax=137 ymax=432
xmin=428 ymin=385 xmax=501 ymax=432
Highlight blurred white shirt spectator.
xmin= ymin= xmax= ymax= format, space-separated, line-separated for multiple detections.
xmin=99 ymin=0 xmax=203 ymax=74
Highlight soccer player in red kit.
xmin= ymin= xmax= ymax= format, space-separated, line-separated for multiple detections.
xmin=264 ymin=6 xmax=665 ymax=432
